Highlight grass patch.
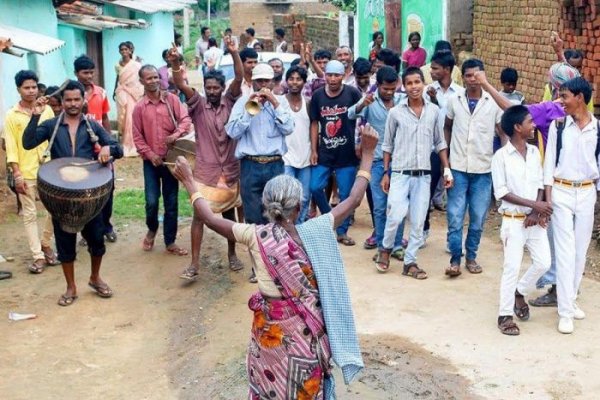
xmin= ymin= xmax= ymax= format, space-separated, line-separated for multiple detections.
xmin=112 ymin=188 xmax=193 ymax=221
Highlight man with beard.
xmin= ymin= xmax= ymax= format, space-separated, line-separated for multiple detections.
xmin=168 ymin=36 xmax=246 ymax=280
xmin=132 ymin=65 xmax=192 ymax=256
xmin=23 ymin=80 xmax=123 ymax=306
xmin=309 ymin=60 xmax=362 ymax=246
xmin=268 ymin=57 xmax=285 ymax=95
xmin=336 ymin=45 xmax=355 ymax=85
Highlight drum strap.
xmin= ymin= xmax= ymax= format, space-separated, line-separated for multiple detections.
xmin=163 ymin=92 xmax=178 ymax=129
xmin=44 ymin=111 xmax=64 ymax=160
xmin=43 ymin=112 xmax=100 ymax=160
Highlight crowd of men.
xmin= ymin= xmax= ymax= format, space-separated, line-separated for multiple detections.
xmin=1 ymin=26 xmax=598 ymax=336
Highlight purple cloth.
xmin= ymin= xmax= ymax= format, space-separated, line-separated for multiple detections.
xmin=526 ymin=102 xmax=565 ymax=146
xmin=158 ymin=65 xmax=169 ymax=90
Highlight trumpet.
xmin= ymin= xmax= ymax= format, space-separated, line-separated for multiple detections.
xmin=245 ymin=99 xmax=262 ymax=116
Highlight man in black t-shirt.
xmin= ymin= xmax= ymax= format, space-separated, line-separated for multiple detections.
xmin=309 ymin=60 xmax=362 ymax=245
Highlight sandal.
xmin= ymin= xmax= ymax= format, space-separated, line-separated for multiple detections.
xmin=105 ymin=231 xmax=117 ymax=243
xmin=465 ymin=260 xmax=483 ymax=274
xmin=402 ymin=263 xmax=427 ymax=280
xmin=514 ymin=291 xmax=530 ymax=321
xmin=28 ymin=259 xmax=46 ymax=274
xmin=363 ymin=234 xmax=377 ymax=250
xmin=142 ymin=235 xmax=155 ymax=251
xmin=88 ymin=281 xmax=113 ymax=298
xmin=498 ymin=316 xmax=520 ymax=336
xmin=180 ymin=266 xmax=199 ymax=281
xmin=0 ymin=270 xmax=13 ymax=280
xmin=445 ymin=264 xmax=462 ymax=277
xmin=42 ymin=248 xmax=61 ymax=266
xmin=57 ymin=294 xmax=78 ymax=307
xmin=166 ymin=245 xmax=189 ymax=256
xmin=374 ymin=252 xmax=390 ymax=273
xmin=390 ymin=248 xmax=404 ymax=261
xmin=228 ymin=256 xmax=244 ymax=272
xmin=337 ymin=234 xmax=356 ymax=246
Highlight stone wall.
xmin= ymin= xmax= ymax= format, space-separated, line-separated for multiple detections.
xmin=473 ymin=0 xmax=561 ymax=103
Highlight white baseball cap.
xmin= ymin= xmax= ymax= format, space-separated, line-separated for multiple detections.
xmin=252 ymin=63 xmax=274 ymax=80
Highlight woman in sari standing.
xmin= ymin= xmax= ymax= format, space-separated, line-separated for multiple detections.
xmin=113 ymin=41 xmax=144 ymax=157
xmin=172 ymin=125 xmax=379 ymax=399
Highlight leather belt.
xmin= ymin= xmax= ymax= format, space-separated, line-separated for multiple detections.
xmin=554 ymin=178 xmax=594 ymax=188
xmin=245 ymin=155 xmax=282 ymax=164
xmin=394 ymin=170 xmax=431 ymax=176
xmin=502 ymin=212 xmax=527 ymax=220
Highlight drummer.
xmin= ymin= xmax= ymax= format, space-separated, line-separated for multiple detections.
xmin=23 ymin=80 xmax=123 ymax=306
xmin=168 ymin=35 xmax=245 ymax=280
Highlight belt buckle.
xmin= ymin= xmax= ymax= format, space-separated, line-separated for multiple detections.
xmin=573 ymin=181 xmax=583 ymax=188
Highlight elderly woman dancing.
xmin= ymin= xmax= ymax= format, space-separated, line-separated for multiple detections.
xmin=173 ymin=125 xmax=379 ymax=399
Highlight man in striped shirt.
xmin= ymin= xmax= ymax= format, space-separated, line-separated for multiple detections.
xmin=374 ymin=67 xmax=453 ymax=277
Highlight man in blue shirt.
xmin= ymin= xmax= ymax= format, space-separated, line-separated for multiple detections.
xmin=226 ymin=63 xmax=294 ymax=225
xmin=348 ymin=66 xmax=404 ymax=259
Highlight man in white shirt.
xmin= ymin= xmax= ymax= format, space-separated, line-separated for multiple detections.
xmin=195 ymin=26 xmax=211 ymax=66
xmin=203 ymin=38 xmax=224 ymax=67
xmin=491 ymin=105 xmax=552 ymax=336
xmin=543 ymin=77 xmax=600 ymax=334
xmin=423 ymin=51 xmax=463 ymax=242
xmin=444 ymin=59 xmax=503 ymax=277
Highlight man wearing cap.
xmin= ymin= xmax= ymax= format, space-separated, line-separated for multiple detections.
xmin=226 ymin=63 xmax=294 ymax=222
xmin=309 ymin=60 xmax=362 ymax=245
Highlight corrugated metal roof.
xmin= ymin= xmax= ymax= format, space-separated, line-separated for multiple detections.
xmin=108 ymin=0 xmax=195 ymax=13
xmin=57 ymin=12 xmax=149 ymax=32
xmin=0 ymin=24 xmax=65 ymax=55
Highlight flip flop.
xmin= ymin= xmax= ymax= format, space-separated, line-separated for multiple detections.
xmin=228 ymin=257 xmax=244 ymax=271
xmin=166 ymin=245 xmax=188 ymax=256
xmin=28 ymin=259 xmax=46 ymax=274
xmin=88 ymin=281 xmax=113 ymax=298
xmin=0 ymin=271 xmax=12 ymax=280
xmin=43 ymin=249 xmax=61 ymax=266
xmin=445 ymin=264 xmax=462 ymax=277
xmin=337 ymin=235 xmax=356 ymax=246
xmin=57 ymin=294 xmax=78 ymax=307
xmin=179 ymin=266 xmax=199 ymax=281
xmin=465 ymin=261 xmax=483 ymax=274
xmin=142 ymin=236 xmax=155 ymax=251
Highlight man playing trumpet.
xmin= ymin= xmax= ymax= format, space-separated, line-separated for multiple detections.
xmin=225 ymin=63 xmax=294 ymax=282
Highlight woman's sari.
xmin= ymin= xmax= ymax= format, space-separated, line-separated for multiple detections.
xmin=115 ymin=60 xmax=144 ymax=157
xmin=248 ymin=223 xmax=332 ymax=400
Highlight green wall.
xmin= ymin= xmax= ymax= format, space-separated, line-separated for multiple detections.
xmin=401 ymin=0 xmax=446 ymax=63
xmin=57 ymin=25 xmax=88 ymax=74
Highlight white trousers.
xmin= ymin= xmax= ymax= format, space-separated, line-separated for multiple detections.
xmin=552 ymin=184 xmax=596 ymax=318
xmin=18 ymin=179 xmax=53 ymax=261
xmin=498 ymin=218 xmax=551 ymax=316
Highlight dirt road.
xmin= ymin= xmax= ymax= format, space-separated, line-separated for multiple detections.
xmin=1 ymin=159 xmax=600 ymax=399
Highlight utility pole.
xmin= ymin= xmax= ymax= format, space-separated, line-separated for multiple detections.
xmin=207 ymin=0 xmax=211 ymax=26
xmin=183 ymin=7 xmax=190 ymax=49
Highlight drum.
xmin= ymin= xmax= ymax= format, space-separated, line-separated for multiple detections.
xmin=165 ymin=136 xmax=196 ymax=173
xmin=37 ymin=157 xmax=113 ymax=233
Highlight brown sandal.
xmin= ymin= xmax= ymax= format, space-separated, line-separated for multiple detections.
xmin=166 ymin=245 xmax=188 ymax=256
xmin=445 ymin=264 xmax=462 ymax=277
xmin=498 ymin=316 xmax=520 ymax=336
xmin=28 ymin=259 xmax=46 ymax=274
xmin=402 ymin=263 xmax=427 ymax=280
xmin=180 ymin=266 xmax=199 ymax=281
xmin=465 ymin=260 xmax=483 ymax=274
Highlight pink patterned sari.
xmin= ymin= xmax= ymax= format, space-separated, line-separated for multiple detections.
xmin=115 ymin=60 xmax=144 ymax=157
xmin=247 ymin=223 xmax=332 ymax=400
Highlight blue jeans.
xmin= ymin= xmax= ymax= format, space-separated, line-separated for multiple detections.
xmin=310 ymin=164 xmax=356 ymax=236
xmin=383 ymin=173 xmax=430 ymax=264
xmin=371 ymin=160 xmax=403 ymax=250
xmin=446 ymin=170 xmax=491 ymax=264
xmin=536 ymin=221 xmax=557 ymax=288
xmin=143 ymin=160 xmax=179 ymax=246
xmin=284 ymin=165 xmax=311 ymax=223
xmin=240 ymin=158 xmax=284 ymax=224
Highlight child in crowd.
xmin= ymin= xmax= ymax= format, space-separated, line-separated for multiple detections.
xmin=499 ymin=67 xmax=525 ymax=105
xmin=491 ymin=105 xmax=551 ymax=336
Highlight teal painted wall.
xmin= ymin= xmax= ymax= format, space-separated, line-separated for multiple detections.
xmin=102 ymin=11 xmax=175 ymax=119
xmin=0 ymin=0 xmax=70 ymax=122
xmin=57 ymin=25 xmax=88 ymax=75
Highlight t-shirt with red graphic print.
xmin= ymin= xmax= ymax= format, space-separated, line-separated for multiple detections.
xmin=309 ymin=84 xmax=362 ymax=168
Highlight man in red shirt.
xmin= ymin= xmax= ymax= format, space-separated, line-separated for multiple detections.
xmin=133 ymin=65 xmax=192 ymax=256
xmin=74 ymin=55 xmax=117 ymax=242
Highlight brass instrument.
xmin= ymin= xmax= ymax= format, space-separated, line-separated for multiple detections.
xmin=245 ymin=88 xmax=271 ymax=116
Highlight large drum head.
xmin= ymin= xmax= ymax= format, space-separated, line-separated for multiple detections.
xmin=166 ymin=137 xmax=196 ymax=173
xmin=38 ymin=157 xmax=113 ymax=233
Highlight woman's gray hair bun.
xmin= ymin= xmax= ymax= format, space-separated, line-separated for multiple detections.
xmin=262 ymin=174 xmax=303 ymax=223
